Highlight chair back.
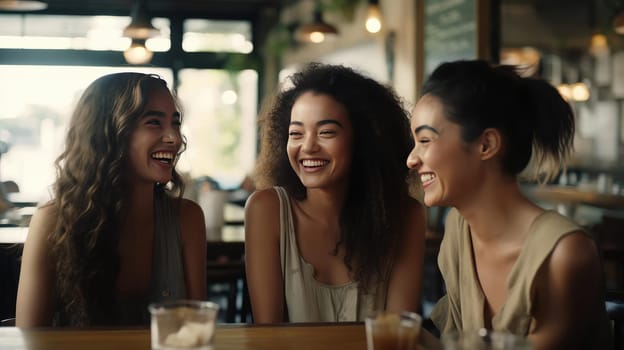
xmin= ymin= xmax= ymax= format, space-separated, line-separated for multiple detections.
xmin=0 ymin=318 xmax=15 ymax=326
xmin=206 ymin=241 xmax=251 ymax=323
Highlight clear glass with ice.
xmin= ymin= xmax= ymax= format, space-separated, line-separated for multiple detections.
xmin=149 ymin=300 xmax=219 ymax=350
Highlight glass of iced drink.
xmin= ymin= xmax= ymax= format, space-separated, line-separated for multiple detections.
xmin=149 ymin=300 xmax=219 ymax=350
xmin=365 ymin=311 xmax=422 ymax=350
xmin=441 ymin=329 xmax=532 ymax=350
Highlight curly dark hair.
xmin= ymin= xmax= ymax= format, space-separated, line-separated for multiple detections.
xmin=254 ymin=63 xmax=417 ymax=290
xmin=50 ymin=72 xmax=185 ymax=325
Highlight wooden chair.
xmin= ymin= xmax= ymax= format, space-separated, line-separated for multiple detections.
xmin=593 ymin=215 xmax=624 ymax=349
xmin=206 ymin=241 xmax=251 ymax=323
xmin=593 ymin=216 xmax=624 ymax=291
xmin=0 ymin=317 xmax=15 ymax=326
xmin=606 ymin=291 xmax=624 ymax=350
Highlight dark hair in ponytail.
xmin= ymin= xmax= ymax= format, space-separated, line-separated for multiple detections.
xmin=422 ymin=59 xmax=574 ymax=180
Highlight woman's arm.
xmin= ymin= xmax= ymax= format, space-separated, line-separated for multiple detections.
xmin=528 ymin=231 xmax=605 ymax=350
xmin=244 ymin=189 xmax=284 ymax=323
xmin=386 ymin=199 xmax=426 ymax=313
xmin=179 ymin=199 xmax=207 ymax=300
xmin=15 ymin=205 xmax=57 ymax=327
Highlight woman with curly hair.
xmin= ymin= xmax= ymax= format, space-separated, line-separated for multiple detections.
xmin=16 ymin=72 xmax=207 ymax=327
xmin=245 ymin=63 xmax=426 ymax=323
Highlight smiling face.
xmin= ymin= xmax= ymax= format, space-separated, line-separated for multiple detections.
xmin=126 ymin=86 xmax=182 ymax=186
xmin=287 ymin=91 xmax=353 ymax=191
xmin=406 ymin=94 xmax=482 ymax=207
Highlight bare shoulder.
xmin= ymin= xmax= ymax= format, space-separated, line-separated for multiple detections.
xmin=178 ymin=198 xmax=205 ymax=241
xmin=244 ymin=188 xmax=280 ymax=219
xmin=549 ymin=230 xmax=601 ymax=275
xmin=27 ymin=203 xmax=58 ymax=244
xmin=179 ymin=197 xmax=203 ymax=220
xmin=536 ymin=230 xmax=602 ymax=306
xmin=245 ymin=188 xmax=279 ymax=208
xmin=244 ymin=188 xmax=281 ymax=239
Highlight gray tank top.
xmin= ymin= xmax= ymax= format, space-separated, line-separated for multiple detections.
xmin=54 ymin=189 xmax=187 ymax=326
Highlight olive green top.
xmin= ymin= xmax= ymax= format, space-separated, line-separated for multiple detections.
xmin=274 ymin=186 xmax=387 ymax=322
xmin=431 ymin=208 xmax=611 ymax=349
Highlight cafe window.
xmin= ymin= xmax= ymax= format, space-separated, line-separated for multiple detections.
xmin=0 ymin=14 xmax=170 ymax=51
xmin=0 ymin=65 xmax=258 ymax=202
xmin=182 ymin=19 xmax=252 ymax=53
xmin=0 ymin=65 xmax=173 ymax=201
xmin=176 ymin=68 xmax=258 ymax=189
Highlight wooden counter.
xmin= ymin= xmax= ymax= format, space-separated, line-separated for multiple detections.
xmin=526 ymin=185 xmax=624 ymax=210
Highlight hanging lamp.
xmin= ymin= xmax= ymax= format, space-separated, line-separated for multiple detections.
xmin=123 ymin=0 xmax=159 ymax=40
xmin=365 ymin=0 xmax=382 ymax=34
xmin=295 ymin=2 xmax=338 ymax=44
xmin=0 ymin=0 xmax=47 ymax=11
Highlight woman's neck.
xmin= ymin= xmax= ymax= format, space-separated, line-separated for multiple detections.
xmin=302 ymin=187 xmax=347 ymax=219
xmin=122 ymin=183 xmax=155 ymax=223
xmin=456 ymin=179 xmax=542 ymax=244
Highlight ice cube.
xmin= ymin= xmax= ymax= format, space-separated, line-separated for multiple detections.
xmin=163 ymin=324 xmax=200 ymax=348
xmin=184 ymin=321 xmax=214 ymax=344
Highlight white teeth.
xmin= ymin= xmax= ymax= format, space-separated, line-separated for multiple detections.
xmin=301 ymin=159 xmax=328 ymax=167
xmin=420 ymin=173 xmax=435 ymax=183
xmin=152 ymin=152 xmax=174 ymax=161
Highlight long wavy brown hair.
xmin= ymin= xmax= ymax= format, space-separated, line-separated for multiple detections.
xmin=254 ymin=63 xmax=417 ymax=290
xmin=50 ymin=72 xmax=185 ymax=325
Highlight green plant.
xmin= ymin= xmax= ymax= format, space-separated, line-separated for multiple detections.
xmin=320 ymin=0 xmax=363 ymax=21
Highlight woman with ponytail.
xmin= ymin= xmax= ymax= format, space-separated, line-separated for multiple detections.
xmin=407 ymin=60 xmax=610 ymax=349
xmin=16 ymin=73 xmax=207 ymax=327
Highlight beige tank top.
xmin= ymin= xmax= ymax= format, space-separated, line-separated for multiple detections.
xmin=274 ymin=186 xmax=387 ymax=322
xmin=431 ymin=208 xmax=611 ymax=348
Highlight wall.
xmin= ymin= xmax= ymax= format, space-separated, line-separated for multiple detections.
xmin=273 ymin=0 xmax=419 ymax=105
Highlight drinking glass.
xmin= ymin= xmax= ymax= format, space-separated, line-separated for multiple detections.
xmin=365 ymin=311 xmax=423 ymax=350
xmin=441 ymin=329 xmax=532 ymax=350
xmin=149 ymin=300 xmax=219 ymax=350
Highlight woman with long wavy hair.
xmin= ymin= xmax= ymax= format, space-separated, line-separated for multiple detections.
xmin=245 ymin=63 xmax=426 ymax=323
xmin=16 ymin=72 xmax=206 ymax=327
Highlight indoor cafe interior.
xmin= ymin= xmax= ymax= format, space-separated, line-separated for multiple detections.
xmin=1 ymin=0 xmax=624 ymax=348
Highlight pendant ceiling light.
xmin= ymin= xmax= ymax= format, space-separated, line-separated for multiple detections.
xmin=365 ymin=0 xmax=382 ymax=34
xmin=0 ymin=0 xmax=47 ymax=11
xmin=295 ymin=2 xmax=338 ymax=44
xmin=123 ymin=0 xmax=159 ymax=40
xmin=614 ymin=11 xmax=624 ymax=34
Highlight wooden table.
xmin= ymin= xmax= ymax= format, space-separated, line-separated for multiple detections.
xmin=0 ymin=323 xmax=367 ymax=350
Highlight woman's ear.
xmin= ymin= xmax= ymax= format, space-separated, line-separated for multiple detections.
xmin=478 ymin=128 xmax=502 ymax=160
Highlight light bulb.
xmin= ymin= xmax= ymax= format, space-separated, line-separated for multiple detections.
xmin=590 ymin=33 xmax=609 ymax=56
xmin=309 ymin=32 xmax=325 ymax=43
xmin=365 ymin=4 xmax=382 ymax=33
xmin=557 ymin=84 xmax=572 ymax=101
xmin=570 ymin=82 xmax=590 ymax=101
xmin=123 ymin=40 xmax=153 ymax=65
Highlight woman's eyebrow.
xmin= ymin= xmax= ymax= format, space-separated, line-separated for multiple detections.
xmin=317 ymin=119 xmax=343 ymax=128
xmin=289 ymin=119 xmax=344 ymax=128
xmin=414 ymin=125 xmax=439 ymax=134
xmin=141 ymin=110 xmax=181 ymax=118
